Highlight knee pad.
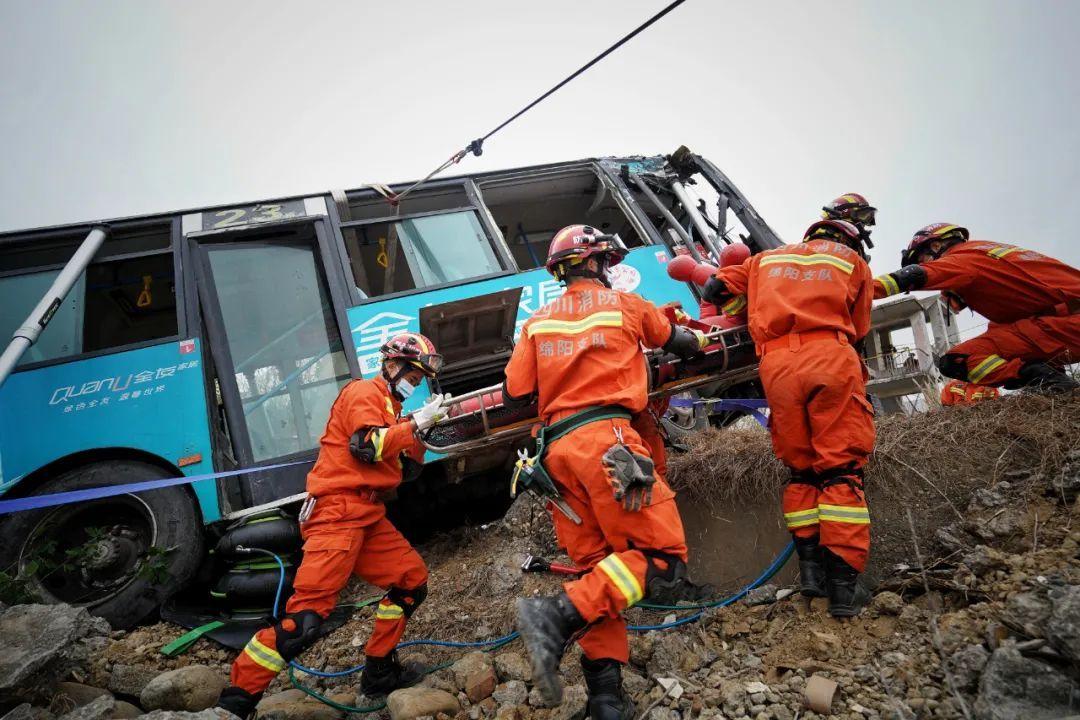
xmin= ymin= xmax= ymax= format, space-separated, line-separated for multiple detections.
xmin=386 ymin=583 xmax=428 ymax=618
xmin=273 ymin=609 xmax=323 ymax=661
xmin=938 ymin=353 xmax=969 ymax=381
xmin=640 ymin=550 xmax=688 ymax=600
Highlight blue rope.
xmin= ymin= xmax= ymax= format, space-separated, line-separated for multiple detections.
xmin=264 ymin=539 xmax=793 ymax=676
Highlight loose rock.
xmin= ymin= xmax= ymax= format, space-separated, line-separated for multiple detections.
xmin=254 ymin=689 xmax=343 ymax=720
xmin=386 ymin=688 xmax=461 ymax=720
xmin=0 ymin=605 xmax=110 ymax=699
xmin=492 ymin=682 xmax=527 ymax=707
xmin=56 ymin=696 xmax=115 ymax=720
xmin=493 ymin=654 xmax=531 ymax=683
xmin=973 ymin=646 xmax=1079 ymax=720
xmin=140 ymin=666 xmax=225 ymax=712
xmin=108 ymin=664 xmax=160 ymax=697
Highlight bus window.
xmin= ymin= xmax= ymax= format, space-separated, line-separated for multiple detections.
xmin=202 ymin=241 xmax=350 ymax=462
xmin=0 ymin=226 xmax=177 ymax=367
xmin=84 ymin=253 xmax=177 ymax=352
xmin=0 ymin=269 xmax=85 ymax=364
xmin=478 ymin=167 xmax=647 ymax=271
xmin=344 ymin=210 xmax=504 ymax=298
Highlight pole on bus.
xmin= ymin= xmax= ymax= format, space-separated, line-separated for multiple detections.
xmin=0 ymin=227 xmax=108 ymax=390
xmin=669 ymin=181 xmax=724 ymax=261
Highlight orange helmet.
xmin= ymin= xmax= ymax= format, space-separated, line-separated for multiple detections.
xmin=822 ymin=193 xmax=877 ymax=228
xmin=380 ymin=332 xmax=443 ymax=377
xmin=545 ymin=224 xmax=628 ymax=281
xmin=902 ymin=223 xmax=969 ymax=266
xmin=803 ymin=219 xmax=867 ymax=258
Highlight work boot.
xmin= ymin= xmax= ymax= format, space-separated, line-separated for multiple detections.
xmin=1006 ymin=361 xmax=1079 ymax=393
xmin=359 ymin=652 xmax=425 ymax=696
xmin=216 ymin=686 xmax=261 ymax=720
xmin=516 ymin=592 xmax=587 ymax=705
xmin=581 ymin=657 xmax=636 ymax=720
xmin=824 ymin=549 xmax=871 ymax=618
xmin=793 ymin=536 xmax=827 ymax=598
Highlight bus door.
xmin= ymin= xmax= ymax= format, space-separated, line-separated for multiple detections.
xmin=186 ymin=215 xmax=358 ymax=511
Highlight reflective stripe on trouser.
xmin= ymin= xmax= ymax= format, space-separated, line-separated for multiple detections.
xmin=546 ymin=419 xmax=689 ymax=662
xmin=227 ymin=494 xmax=428 ymax=695
xmin=367 ymin=600 xmax=408 ymax=657
xmin=782 ymin=483 xmax=820 ymax=539
xmin=950 ymin=314 xmax=1080 ymax=386
xmin=818 ymin=481 xmax=870 ymax=572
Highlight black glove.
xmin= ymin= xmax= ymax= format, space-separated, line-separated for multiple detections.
xmin=701 ymin=276 xmax=732 ymax=304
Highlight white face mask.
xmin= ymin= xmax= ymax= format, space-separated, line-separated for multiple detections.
xmin=394 ymin=377 xmax=417 ymax=399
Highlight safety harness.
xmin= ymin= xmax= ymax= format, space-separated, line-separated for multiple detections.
xmin=511 ymin=406 xmax=632 ymax=523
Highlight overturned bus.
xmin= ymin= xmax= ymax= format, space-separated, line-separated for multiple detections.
xmin=0 ymin=147 xmax=782 ymax=628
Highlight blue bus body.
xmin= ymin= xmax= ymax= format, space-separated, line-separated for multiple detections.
xmin=0 ymin=245 xmax=696 ymax=525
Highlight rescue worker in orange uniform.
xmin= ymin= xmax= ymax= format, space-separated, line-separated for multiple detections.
xmin=505 ymin=225 xmax=707 ymax=719
xmin=216 ymin=334 xmax=449 ymax=718
xmin=699 ymin=219 xmax=876 ymax=617
xmin=874 ymin=224 xmax=1080 ymax=392
xmin=940 ymin=379 xmax=1001 ymax=407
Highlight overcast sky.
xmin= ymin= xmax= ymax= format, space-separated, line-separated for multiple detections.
xmin=2 ymin=0 xmax=1078 ymax=294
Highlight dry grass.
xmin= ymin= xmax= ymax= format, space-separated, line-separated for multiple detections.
xmin=668 ymin=393 xmax=1080 ymax=573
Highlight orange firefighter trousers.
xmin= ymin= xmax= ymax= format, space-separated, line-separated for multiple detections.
xmin=758 ymin=333 xmax=875 ymax=572
xmin=545 ymin=417 xmax=688 ymax=663
xmin=229 ymin=493 xmax=428 ymax=695
xmin=945 ymin=314 xmax=1080 ymax=386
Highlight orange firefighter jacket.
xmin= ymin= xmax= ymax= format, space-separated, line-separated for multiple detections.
xmin=940 ymin=379 xmax=1000 ymax=406
xmin=714 ymin=239 xmax=874 ymax=347
xmin=874 ymin=241 xmax=1080 ymax=323
xmin=305 ymin=376 xmax=424 ymax=497
xmin=503 ymin=280 xmax=675 ymax=423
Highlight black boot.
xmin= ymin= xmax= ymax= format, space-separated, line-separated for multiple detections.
xmin=1005 ymin=361 xmax=1079 ymax=393
xmin=824 ymin=549 xmax=871 ymax=618
xmin=360 ymin=651 xmax=425 ymax=696
xmin=581 ymin=657 xmax=636 ymax=720
xmin=216 ymin=686 xmax=261 ymax=720
xmin=516 ymin=592 xmax=587 ymax=705
xmin=793 ymin=536 xmax=827 ymax=598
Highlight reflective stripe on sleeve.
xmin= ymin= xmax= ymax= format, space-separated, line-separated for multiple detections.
xmin=722 ymin=295 xmax=747 ymax=316
xmin=875 ymin=273 xmax=900 ymax=296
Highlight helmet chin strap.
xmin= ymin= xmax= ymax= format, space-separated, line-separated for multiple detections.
xmin=382 ymin=362 xmax=412 ymax=401
xmin=561 ymin=257 xmax=612 ymax=288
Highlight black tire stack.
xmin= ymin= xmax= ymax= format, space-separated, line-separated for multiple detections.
xmin=211 ymin=510 xmax=302 ymax=614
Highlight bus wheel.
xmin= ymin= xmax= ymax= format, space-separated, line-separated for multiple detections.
xmin=0 ymin=460 xmax=204 ymax=629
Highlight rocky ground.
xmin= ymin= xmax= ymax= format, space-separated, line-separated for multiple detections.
xmin=2 ymin=397 xmax=1079 ymax=720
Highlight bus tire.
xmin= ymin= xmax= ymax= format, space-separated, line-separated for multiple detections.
xmin=0 ymin=459 xmax=205 ymax=629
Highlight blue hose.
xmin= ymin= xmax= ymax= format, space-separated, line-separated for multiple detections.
xmin=263 ymin=539 xmax=793 ymax=676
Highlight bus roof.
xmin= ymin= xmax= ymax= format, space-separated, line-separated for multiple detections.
xmin=0 ymin=153 xmax=667 ymax=242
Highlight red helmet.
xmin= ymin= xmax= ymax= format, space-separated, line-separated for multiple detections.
xmin=902 ymin=223 xmax=969 ymax=266
xmin=380 ymin=332 xmax=444 ymax=377
xmin=803 ymin=219 xmax=866 ymax=256
xmin=822 ymin=193 xmax=877 ymax=228
xmin=545 ymin=224 xmax=628 ymax=280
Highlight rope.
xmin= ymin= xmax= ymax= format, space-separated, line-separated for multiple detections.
xmin=264 ymin=537 xmax=792 ymax=715
xmin=392 ymin=0 xmax=689 ymax=204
